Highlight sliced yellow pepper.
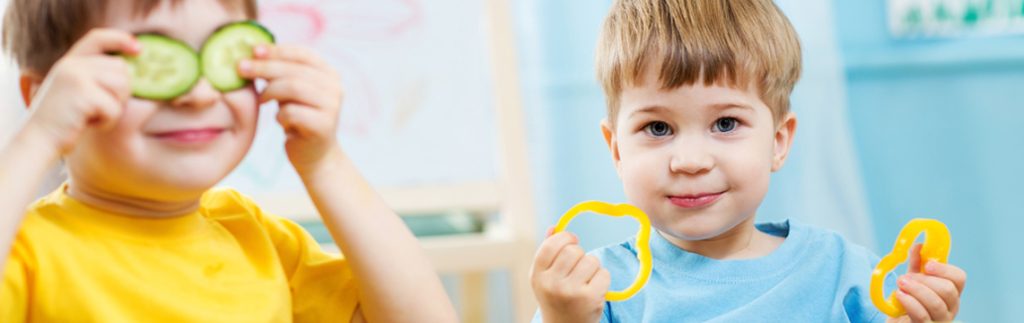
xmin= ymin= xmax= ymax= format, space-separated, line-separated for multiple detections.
xmin=553 ymin=201 xmax=653 ymax=301
xmin=871 ymin=218 xmax=952 ymax=317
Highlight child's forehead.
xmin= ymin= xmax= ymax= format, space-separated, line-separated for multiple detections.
xmin=103 ymin=0 xmax=247 ymax=47
xmin=103 ymin=0 xmax=249 ymax=21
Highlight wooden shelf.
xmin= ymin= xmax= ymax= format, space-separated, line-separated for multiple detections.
xmin=321 ymin=233 xmax=529 ymax=273
xmin=252 ymin=181 xmax=503 ymax=222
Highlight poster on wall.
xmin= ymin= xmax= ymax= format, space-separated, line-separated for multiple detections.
xmin=889 ymin=0 xmax=1024 ymax=37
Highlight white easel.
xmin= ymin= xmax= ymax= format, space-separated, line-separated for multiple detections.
xmin=254 ymin=0 xmax=537 ymax=321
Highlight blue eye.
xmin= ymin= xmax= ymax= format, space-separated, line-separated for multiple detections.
xmin=714 ymin=117 xmax=738 ymax=133
xmin=644 ymin=121 xmax=673 ymax=137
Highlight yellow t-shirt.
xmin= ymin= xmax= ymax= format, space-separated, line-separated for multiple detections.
xmin=1 ymin=185 xmax=358 ymax=322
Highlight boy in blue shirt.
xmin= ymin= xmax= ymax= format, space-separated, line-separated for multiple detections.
xmin=529 ymin=1 xmax=966 ymax=322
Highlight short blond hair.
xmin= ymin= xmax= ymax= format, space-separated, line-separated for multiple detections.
xmin=3 ymin=0 xmax=258 ymax=75
xmin=596 ymin=0 xmax=801 ymax=124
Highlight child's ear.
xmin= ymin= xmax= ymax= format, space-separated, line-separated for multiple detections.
xmin=19 ymin=71 xmax=42 ymax=108
xmin=771 ymin=112 xmax=797 ymax=172
xmin=600 ymin=118 xmax=623 ymax=176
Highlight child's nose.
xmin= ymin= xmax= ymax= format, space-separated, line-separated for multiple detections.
xmin=170 ymin=79 xmax=219 ymax=110
xmin=669 ymin=141 xmax=714 ymax=175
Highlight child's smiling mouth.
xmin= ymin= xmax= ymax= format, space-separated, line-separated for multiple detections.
xmin=667 ymin=191 xmax=725 ymax=209
xmin=151 ymin=127 xmax=226 ymax=146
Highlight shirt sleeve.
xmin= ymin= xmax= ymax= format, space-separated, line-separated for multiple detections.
xmin=1 ymin=234 xmax=32 ymax=323
xmin=849 ymin=248 xmax=899 ymax=323
xmin=531 ymin=307 xmax=614 ymax=323
xmin=244 ymin=197 xmax=359 ymax=323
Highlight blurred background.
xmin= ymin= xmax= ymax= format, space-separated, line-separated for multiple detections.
xmin=2 ymin=0 xmax=1022 ymax=322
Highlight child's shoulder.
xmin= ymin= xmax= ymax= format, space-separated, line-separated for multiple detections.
xmin=782 ymin=220 xmax=881 ymax=265
xmin=199 ymin=187 xmax=267 ymax=220
xmin=198 ymin=187 xmax=306 ymax=238
xmin=587 ymin=238 xmax=640 ymax=269
xmin=585 ymin=220 xmax=881 ymax=270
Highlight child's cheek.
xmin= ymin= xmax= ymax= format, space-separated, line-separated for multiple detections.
xmin=223 ymin=88 xmax=260 ymax=131
xmin=106 ymin=99 xmax=158 ymax=145
xmin=620 ymin=151 xmax=665 ymax=203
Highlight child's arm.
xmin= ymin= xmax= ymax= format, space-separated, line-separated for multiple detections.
xmin=530 ymin=231 xmax=610 ymax=323
xmin=0 ymin=124 xmax=61 ymax=267
xmin=239 ymin=45 xmax=457 ymax=322
xmin=886 ymin=244 xmax=967 ymax=323
xmin=0 ymin=30 xmax=136 ymax=271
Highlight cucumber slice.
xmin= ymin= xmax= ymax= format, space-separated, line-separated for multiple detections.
xmin=200 ymin=21 xmax=275 ymax=92
xmin=126 ymin=34 xmax=200 ymax=100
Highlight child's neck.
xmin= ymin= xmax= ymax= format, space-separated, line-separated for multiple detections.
xmin=66 ymin=180 xmax=201 ymax=218
xmin=660 ymin=216 xmax=784 ymax=260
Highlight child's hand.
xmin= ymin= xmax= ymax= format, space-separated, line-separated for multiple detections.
xmin=238 ymin=44 xmax=343 ymax=175
xmin=23 ymin=29 xmax=138 ymax=155
xmin=887 ymin=244 xmax=967 ymax=323
xmin=530 ymin=230 xmax=610 ymax=323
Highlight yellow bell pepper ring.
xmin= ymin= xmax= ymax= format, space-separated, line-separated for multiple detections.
xmin=870 ymin=218 xmax=952 ymax=317
xmin=552 ymin=201 xmax=653 ymax=302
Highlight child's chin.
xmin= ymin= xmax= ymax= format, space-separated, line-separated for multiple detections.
xmin=144 ymin=169 xmax=230 ymax=193
xmin=662 ymin=219 xmax=737 ymax=241
xmin=146 ymin=155 xmax=244 ymax=186
xmin=665 ymin=229 xmax=724 ymax=241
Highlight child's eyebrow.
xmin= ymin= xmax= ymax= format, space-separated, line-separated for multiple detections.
xmin=628 ymin=102 xmax=754 ymax=120
xmin=706 ymin=103 xmax=755 ymax=113
xmin=628 ymin=105 xmax=671 ymax=119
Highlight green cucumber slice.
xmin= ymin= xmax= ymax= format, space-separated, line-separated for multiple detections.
xmin=200 ymin=21 xmax=275 ymax=92
xmin=126 ymin=34 xmax=200 ymax=100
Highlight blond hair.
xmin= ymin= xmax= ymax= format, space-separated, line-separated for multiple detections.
xmin=3 ymin=0 xmax=258 ymax=75
xmin=596 ymin=0 xmax=802 ymax=124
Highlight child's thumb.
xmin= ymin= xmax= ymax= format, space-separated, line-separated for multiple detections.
xmin=546 ymin=227 xmax=579 ymax=244
xmin=908 ymin=243 xmax=923 ymax=273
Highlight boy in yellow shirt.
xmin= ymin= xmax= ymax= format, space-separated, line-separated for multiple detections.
xmin=0 ymin=0 xmax=456 ymax=321
xmin=530 ymin=1 xmax=966 ymax=322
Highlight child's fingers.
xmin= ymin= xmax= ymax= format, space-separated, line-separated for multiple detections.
xmin=907 ymin=244 xmax=923 ymax=273
xmin=898 ymin=275 xmax=951 ymax=321
xmin=923 ymin=261 xmax=967 ymax=294
xmin=86 ymin=85 xmax=125 ymax=131
xmin=276 ymin=103 xmax=333 ymax=138
xmin=893 ymin=289 xmax=929 ymax=323
xmin=88 ymin=57 xmax=133 ymax=101
xmin=259 ymin=78 xmax=338 ymax=108
xmin=907 ymin=273 xmax=960 ymax=316
xmin=254 ymin=44 xmax=333 ymax=71
xmin=567 ymin=254 xmax=602 ymax=284
xmin=532 ymin=232 xmax=578 ymax=271
xmin=588 ymin=267 xmax=611 ymax=289
xmin=238 ymin=59 xmax=324 ymax=82
xmin=548 ymin=244 xmax=585 ymax=277
xmin=545 ymin=226 xmax=555 ymax=237
xmin=67 ymin=28 xmax=139 ymax=56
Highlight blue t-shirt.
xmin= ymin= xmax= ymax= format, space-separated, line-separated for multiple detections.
xmin=533 ymin=220 xmax=897 ymax=322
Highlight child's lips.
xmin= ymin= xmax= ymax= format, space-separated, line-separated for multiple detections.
xmin=667 ymin=191 xmax=725 ymax=209
xmin=152 ymin=128 xmax=225 ymax=144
